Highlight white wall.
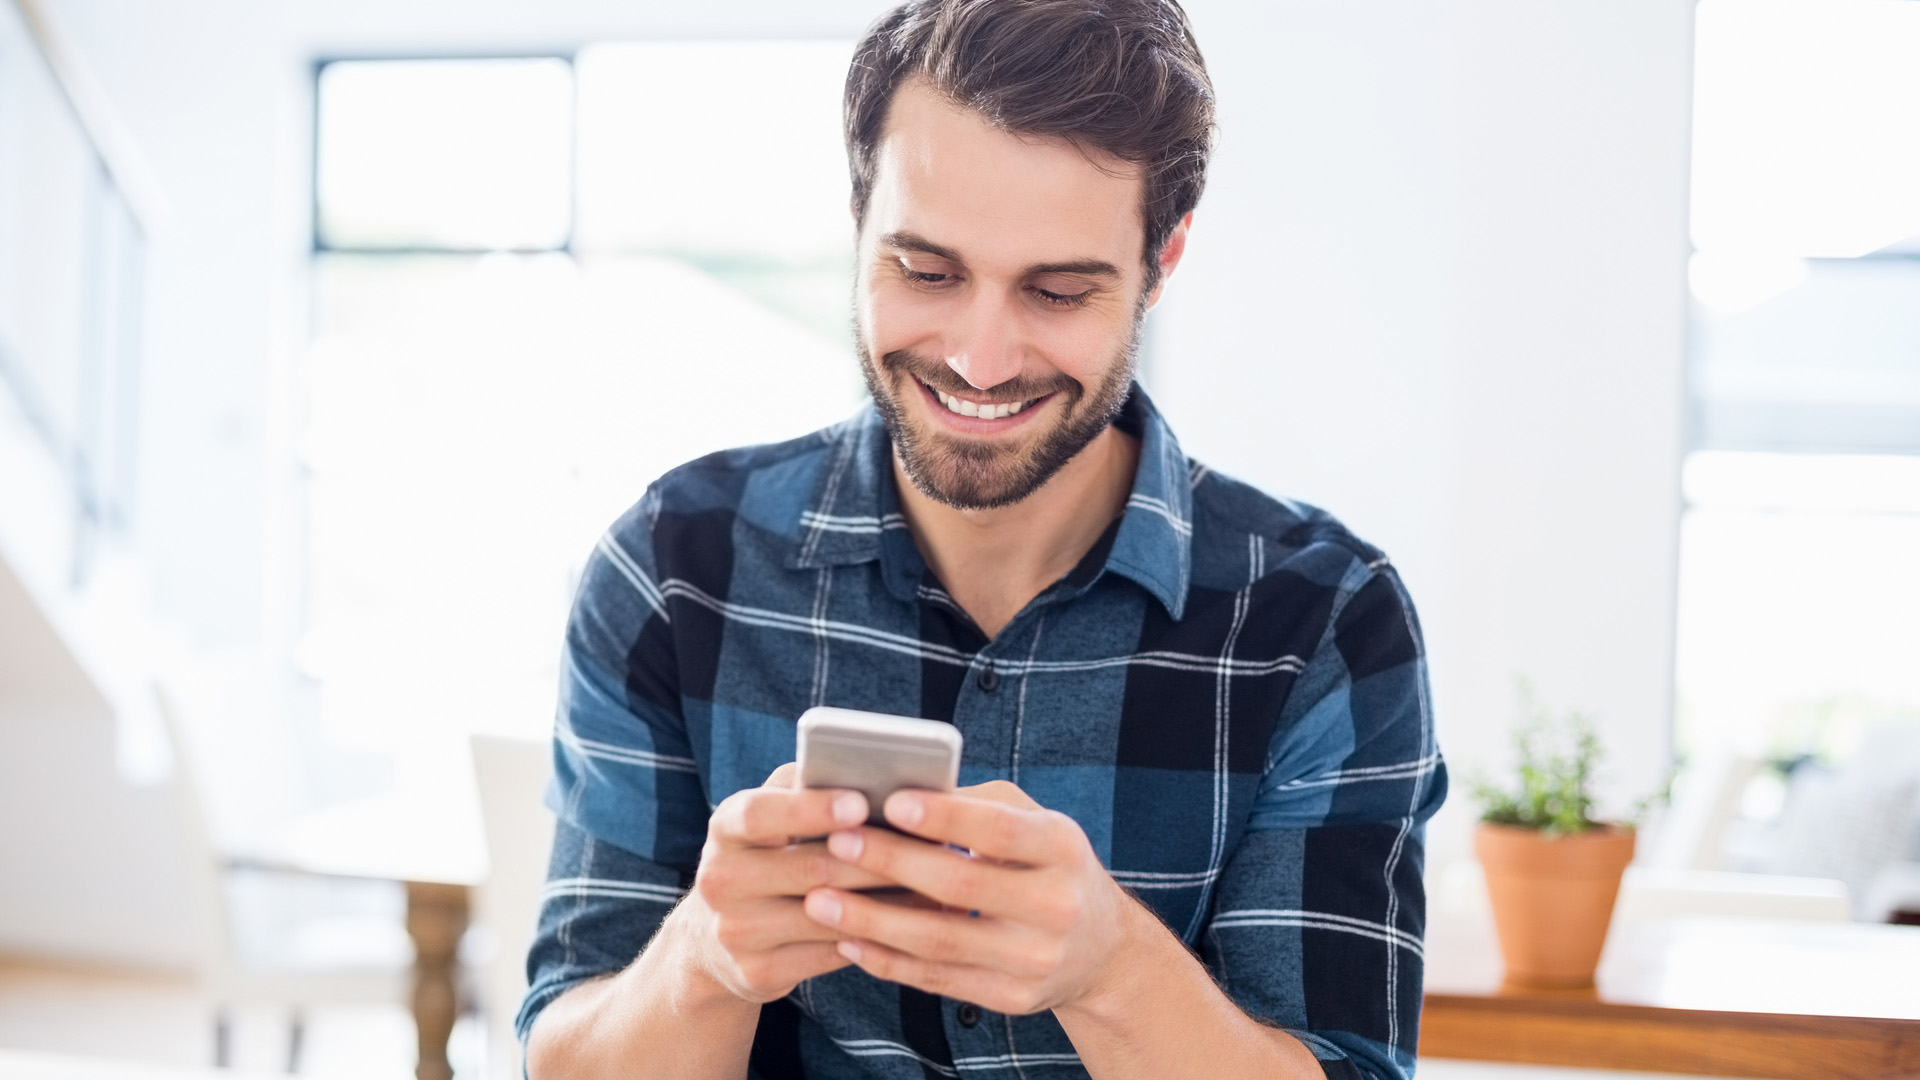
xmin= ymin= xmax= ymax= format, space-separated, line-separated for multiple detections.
xmin=0 ymin=447 xmax=200 ymax=968
xmin=0 ymin=700 xmax=201 ymax=969
xmin=1155 ymin=0 xmax=1694 ymax=867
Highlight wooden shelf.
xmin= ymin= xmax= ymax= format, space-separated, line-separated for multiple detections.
xmin=1422 ymin=906 xmax=1920 ymax=1076
xmin=1423 ymin=991 xmax=1920 ymax=1079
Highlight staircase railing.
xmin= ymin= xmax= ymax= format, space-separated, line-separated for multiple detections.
xmin=1 ymin=0 xmax=159 ymax=585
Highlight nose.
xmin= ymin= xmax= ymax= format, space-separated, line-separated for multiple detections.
xmin=943 ymin=288 xmax=1024 ymax=392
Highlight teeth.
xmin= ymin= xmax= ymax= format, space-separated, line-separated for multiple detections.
xmin=932 ymin=384 xmax=1030 ymax=420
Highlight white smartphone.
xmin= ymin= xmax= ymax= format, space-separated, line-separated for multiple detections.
xmin=796 ymin=707 xmax=963 ymax=827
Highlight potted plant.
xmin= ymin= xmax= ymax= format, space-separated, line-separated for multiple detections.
xmin=1470 ymin=695 xmax=1637 ymax=989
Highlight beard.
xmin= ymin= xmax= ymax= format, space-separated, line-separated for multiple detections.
xmin=856 ymin=317 xmax=1141 ymax=512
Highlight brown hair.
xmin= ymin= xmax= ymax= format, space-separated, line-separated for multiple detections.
xmin=845 ymin=0 xmax=1215 ymax=291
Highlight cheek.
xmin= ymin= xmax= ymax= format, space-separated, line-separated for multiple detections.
xmin=860 ymin=280 xmax=948 ymax=357
xmin=1037 ymin=314 xmax=1130 ymax=384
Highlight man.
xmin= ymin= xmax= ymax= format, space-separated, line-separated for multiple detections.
xmin=520 ymin=1 xmax=1445 ymax=1077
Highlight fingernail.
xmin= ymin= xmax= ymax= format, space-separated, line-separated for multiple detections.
xmin=886 ymin=791 xmax=925 ymax=827
xmin=807 ymin=891 xmax=843 ymax=927
xmin=837 ymin=939 xmax=862 ymax=962
xmin=832 ymin=792 xmax=867 ymax=826
xmin=828 ymin=830 xmax=864 ymax=861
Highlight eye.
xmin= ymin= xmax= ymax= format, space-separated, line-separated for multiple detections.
xmin=896 ymin=259 xmax=959 ymax=289
xmin=1030 ymin=286 xmax=1092 ymax=308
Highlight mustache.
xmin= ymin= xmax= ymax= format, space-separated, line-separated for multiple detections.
xmin=879 ymin=349 xmax=1079 ymax=404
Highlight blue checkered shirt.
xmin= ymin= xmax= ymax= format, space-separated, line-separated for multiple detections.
xmin=520 ymin=386 xmax=1446 ymax=1080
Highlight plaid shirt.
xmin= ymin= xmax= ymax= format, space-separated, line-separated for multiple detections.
xmin=520 ymin=387 xmax=1446 ymax=1080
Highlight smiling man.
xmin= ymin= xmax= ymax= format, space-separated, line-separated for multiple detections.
xmin=519 ymin=2 xmax=1444 ymax=1079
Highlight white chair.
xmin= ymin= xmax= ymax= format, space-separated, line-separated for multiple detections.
xmin=1434 ymin=859 xmax=1852 ymax=927
xmin=1736 ymin=722 xmax=1920 ymax=920
xmin=157 ymin=687 xmax=411 ymax=1071
xmin=1612 ymin=866 xmax=1850 ymax=922
xmin=1641 ymin=749 xmax=1763 ymax=872
xmin=469 ymin=734 xmax=554 ymax=1080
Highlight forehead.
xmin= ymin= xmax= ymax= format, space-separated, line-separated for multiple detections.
xmin=867 ymin=78 xmax=1144 ymax=266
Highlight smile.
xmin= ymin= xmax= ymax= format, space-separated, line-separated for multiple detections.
xmin=929 ymin=385 xmax=1037 ymax=420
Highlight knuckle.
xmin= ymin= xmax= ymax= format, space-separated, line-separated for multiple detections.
xmin=923 ymin=929 xmax=964 ymax=962
xmin=735 ymin=957 xmax=774 ymax=993
xmin=803 ymin=850 xmax=834 ymax=885
xmin=985 ymin=981 xmax=1044 ymax=1016
xmin=1041 ymin=810 xmax=1080 ymax=851
xmin=710 ymin=913 xmax=748 ymax=952
xmin=692 ymin=872 xmax=722 ymax=906
xmin=989 ymin=811 xmax=1026 ymax=853
xmin=918 ymin=962 xmax=954 ymax=997
xmin=1029 ymin=941 xmax=1066 ymax=976
xmin=1041 ymin=889 xmax=1083 ymax=928
xmin=936 ymin=859 xmax=980 ymax=904
xmin=695 ymin=860 xmax=737 ymax=899
xmin=737 ymin=797 xmax=775 ymax=840
xmin=715 ymin=789 xmax=754 ymax=825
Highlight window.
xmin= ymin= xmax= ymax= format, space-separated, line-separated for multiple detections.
xmin=302 ymin=43 xmax=864 ymax=758
xmin=1677 ymin=0 xmax=1920 ymax=766
xmin=315 ymin=58 xmax=574 ymax=252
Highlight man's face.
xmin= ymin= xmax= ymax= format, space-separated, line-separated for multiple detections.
xmin=854 ymin=78 xmax=1164 ymax=511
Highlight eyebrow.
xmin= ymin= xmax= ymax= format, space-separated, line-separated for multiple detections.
xmin=880 ymin=230 xmax=1123 ymax=279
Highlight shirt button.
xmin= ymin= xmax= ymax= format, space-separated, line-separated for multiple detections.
xmin=957 ymin=1002 xmax=982 ymax=1027
xmin=977 ymin=664 xmax=1000 ymax=692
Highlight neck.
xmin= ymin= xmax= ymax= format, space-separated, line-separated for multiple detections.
xmin=894 ymin=424 xmax=1140 ymax=641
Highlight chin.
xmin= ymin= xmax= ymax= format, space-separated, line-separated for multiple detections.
xmin=857 ymin=341 xmax=1134 ymax=512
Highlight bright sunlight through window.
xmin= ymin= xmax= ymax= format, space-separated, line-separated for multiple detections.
xmin=303 ymin=43 xmax=864 ymax=760
xmin=1676 ymin=0 xmax=1920 ymax=774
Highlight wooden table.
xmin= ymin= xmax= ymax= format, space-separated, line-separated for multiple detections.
xmin=1422 ymin=901 xmax=1920 ymax=1078
xmin=262 ymin=780 xmax=487 ymax=1080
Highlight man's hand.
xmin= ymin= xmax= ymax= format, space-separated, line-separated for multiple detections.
xmin=798 ymin=780 xmax=1141 ymax=1016
xmin=681 ymin=763 xmax=898 ymax=1003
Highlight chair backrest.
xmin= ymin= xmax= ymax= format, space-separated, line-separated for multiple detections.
xmin=470 ymin=733 xmax=555 ymax=1080
xmin=1642 ymin=750 xmax=1763 ymax=871
xmin=152 ymin=684 xmax=240 ymax=992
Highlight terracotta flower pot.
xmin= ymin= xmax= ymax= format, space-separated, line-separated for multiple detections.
xmin=1474 ymin=822 xmax=1636 ymax=989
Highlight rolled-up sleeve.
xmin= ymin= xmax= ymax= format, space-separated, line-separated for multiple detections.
xmin=516 ymin=820 xmax=689 ymax=1042
xmin=1201 ymin=564 xmax=1447 ymax=1080
xmin=517 ymin=493 xmax=710 ymax=1042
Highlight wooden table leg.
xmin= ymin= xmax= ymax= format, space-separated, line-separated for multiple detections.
xmin=406 ymin=881 xmax=471 ymax=1080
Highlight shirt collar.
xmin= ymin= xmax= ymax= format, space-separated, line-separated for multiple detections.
xmin=788 ymin=383 xmax=1192 ymax=620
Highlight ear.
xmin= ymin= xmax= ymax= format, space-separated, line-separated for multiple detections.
xmin=1143 ymin=212 xmax=1193 ymax=311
